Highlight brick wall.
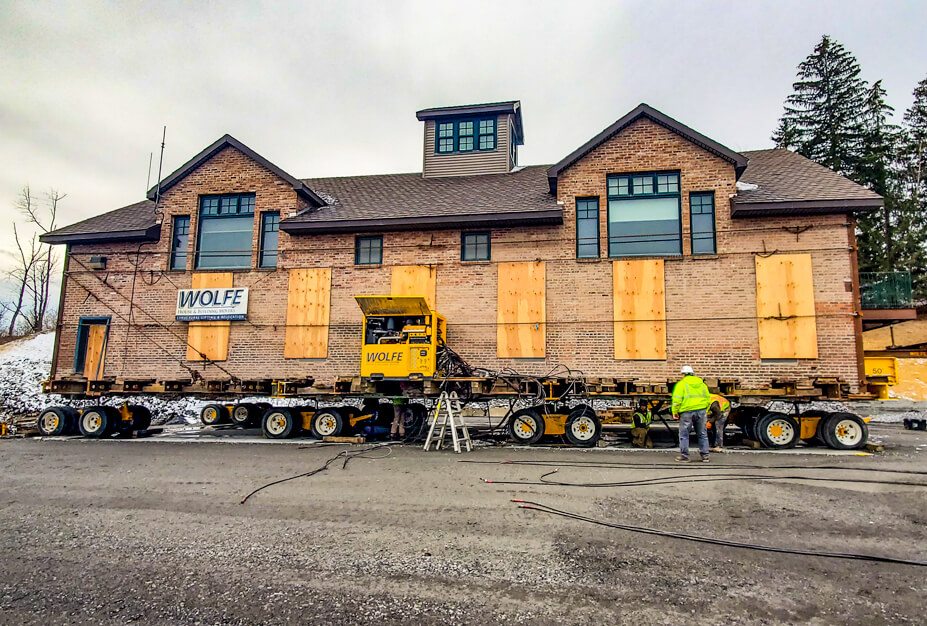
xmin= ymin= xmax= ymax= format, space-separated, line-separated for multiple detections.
xmin=55 ymin=122 xmax=863 ymax=390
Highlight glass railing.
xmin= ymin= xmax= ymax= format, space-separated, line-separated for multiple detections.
xmin=859 ymin=271 xmax=913 ymax=309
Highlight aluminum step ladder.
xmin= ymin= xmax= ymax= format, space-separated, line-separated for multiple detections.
xmin=423 ymin=390 xmax=472 ymax=453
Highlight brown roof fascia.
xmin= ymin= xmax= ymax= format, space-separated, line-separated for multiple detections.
xmin=145 ymin=134 xmax=325 ymax=207
xmin=40 ymin=224 xmax=161 ymax=245
xmin=416 ymin=101 xmax=524 ymax=145
xmin=730 ymin=198 xmax=883 ymax=218
xmin=546 ymin=103 xmax=749 ymax=194
xmin=280 ymin=209 xmax=562 ymax=235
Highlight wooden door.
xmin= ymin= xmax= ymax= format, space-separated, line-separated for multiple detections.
xmin=83 ymin=323 xmax=108 ymax=380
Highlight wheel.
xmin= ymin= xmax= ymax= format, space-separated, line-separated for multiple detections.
xmin=129 ymin=405 xmax=152 ymax=431
xmin=403 ymin=404 xmax=427 ymax=439
xmin=310 ymin=408 xmax=344 ymax=439
xmin=507 ymin=408 xmax=544 ymax=445
xmin=200 ymin=404 xmax=230 ymax=426
xmin=231 ymin=403 xmax=261 ymax=427
xmin=36 ymin=407 xmax=71 ymax=436
xmin=262 ymin=407 xmax=299 ymax=439
xmin=820 ymin=412 xmax=868 ymax=450
xmin=564 ymin=406 xmax=601 ymax=447
xmin=756 ymin=412 xmax=799 ymax=449
xmin=78 ymin=406 xmax=115 ymax=438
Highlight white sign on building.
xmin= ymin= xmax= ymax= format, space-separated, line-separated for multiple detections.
xmin=176 ymin=287 xmax=249 ymax=321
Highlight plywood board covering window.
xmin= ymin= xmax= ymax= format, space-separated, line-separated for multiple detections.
xmin=284 ymin=268 xmax=332 ymax=359
xmin=186 ymin=272 xmax=233 ymax=361
xmin=755 ymin=254 xmax=818 ymax=359
xmin=83 ymin=324 xmax=108 ymax=380
xmin=613 ymin=260 xmax=666 ymax=360
xmin=497 ymin=261 xmax=545 ymax=358
xmin=391 ymin=265 xmax=437 ymax=310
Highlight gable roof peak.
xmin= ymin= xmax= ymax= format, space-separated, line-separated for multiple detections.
xmin=546 ymin=103 xmax=748 ymax=193
xmin=146 ymin=134 xmax=325 ymax=207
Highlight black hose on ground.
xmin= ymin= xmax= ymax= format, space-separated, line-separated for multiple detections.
xmin=459 ymin=459 xmax=927 ymax=475
xmin=513 ymin=499 xmax=927 ymax=567
xmin=240 ymin=443 xmax=394 ymax=504
xmin=481 ymin=468 xmax=927 ymax=488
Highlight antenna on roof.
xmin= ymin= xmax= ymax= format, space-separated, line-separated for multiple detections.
xmin=146 ymin=152 xmax=153 ymax=193
xmin=153 ymin=126 xmax=166 ymax=223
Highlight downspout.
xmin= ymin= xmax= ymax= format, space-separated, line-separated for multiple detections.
xmin=48 ymin=244 xmax=70 ymax=381
xmin=847 ymin=218 xmax=866 ymax=391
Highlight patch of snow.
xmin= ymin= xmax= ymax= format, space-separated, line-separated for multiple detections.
xmin=0 ymin=332 xmax=288 ymax=426
xmin=736 ymin=181 xmax=759 ymax=192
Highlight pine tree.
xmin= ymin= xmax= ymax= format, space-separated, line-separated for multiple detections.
xmin=772 ymin=35 xmax=868 ymax=177
xmin=855 ymin=80 xmax=898 ymax=272
xmin=896 ymin=76 xmax=927 ymax=299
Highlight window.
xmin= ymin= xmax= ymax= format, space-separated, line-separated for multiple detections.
xmin=355 ymin=236 xmax=383 ymax=265
xmin=606 ymin=172 xmax=681 ymax=257
xmin=576 ymin=198 xmax=600 ymax=258
xmin=461 ymin=232 xmax=490 ymax=261
xmin=195 ymin=193 xmax=255 ymax=269
xmin=434 ymin=117 xmax=497 ymax=153
xmin=170 ymin=215 xmax=190 ymax=271
xmin=478 ymin=119 xmax=495 ymax=150
xmin=690 ymin=192 xmax=716 ymax=254
xmin=259 ymin=212 xmax=280 ymax=268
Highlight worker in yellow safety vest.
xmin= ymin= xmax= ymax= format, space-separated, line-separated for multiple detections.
xmin=707 ymin=394 xmax=731 ymax=453
xmin=671 ymin=365 xmax=711 ymax=463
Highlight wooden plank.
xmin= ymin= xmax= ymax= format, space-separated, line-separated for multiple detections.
xmin=613 ymin=260 xmax=666 ymax=360
xmin=186 ymin=272 xmax=233 ymax=361
xmin=755 ymin=254 xmax=818 ymax=359
xmin=497 ymin=261 xmax=545 ymax=358
xmin=391 ymin=265 xmax=437 ymax=310
xmin=83 ymin=324 xmax=108 ymax=380
xmin=323 ymin=435 xmax=366 ymax=444
xmin=284 ymin=268 xmax=332 ymax=359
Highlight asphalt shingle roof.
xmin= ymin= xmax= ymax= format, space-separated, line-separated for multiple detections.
xmin=40 ymin=199 xmax=159 ymax=244
xmin=289 ymin=165 xmax=557 ymax=224
xmin=41 ymin=147 xmax=884 ymax=244
xmin=736 ymin=149 xmax=882 ymax=205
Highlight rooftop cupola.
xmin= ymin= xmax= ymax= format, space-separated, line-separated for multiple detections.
xmin=415 ymin=100 xmax=524 ymax=178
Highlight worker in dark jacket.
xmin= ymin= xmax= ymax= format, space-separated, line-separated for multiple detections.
xmin=707 ymin=393 xmax=731 ymax=452
xmin=671 ymin=365 xmax=711 ymax=462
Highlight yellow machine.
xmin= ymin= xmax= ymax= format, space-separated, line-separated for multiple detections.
xmin=354 ymin=296 xmax=447 ymax=381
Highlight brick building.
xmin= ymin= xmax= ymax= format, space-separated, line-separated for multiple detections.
xmin=41 ymin=101 xmax=882 ymax=392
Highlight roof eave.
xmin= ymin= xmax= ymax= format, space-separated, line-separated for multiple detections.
xmin=730 ymin=198 xmax=883 ymax=218
xmin=280 ymin=209 xmax=563 ymax=235
xmin=40 ymin=224 xmax=161 ymax=245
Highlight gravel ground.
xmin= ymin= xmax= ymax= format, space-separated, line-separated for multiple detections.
xmin=1 ymin=423 xmax=926 ymax=625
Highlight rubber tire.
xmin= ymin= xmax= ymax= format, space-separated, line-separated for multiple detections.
xmin=262 ymin=407 xmax=299 ymax=439
xmin=231 ymin=403 xmax=261 ymax=428
xmin=564 ymin=406 xmax=601 ymax=447
xmin=200 ymin=404 xmax=230 ymax=426
xmin=129 ymin=405 xmax=152 ymax=431
xmin=36 ymin=407 xmax=71 ymax=436
xmin=507 ymin=408 xmax=545 ymax=445
xmin=61 ymin=407 xmax=80 ymax=434
xmin=78 ymin=406 xmax=115 ymax=438
xmin=756 ymin=412 xmax=799 ymax=449
xmin=820 ymin=412 xmax=868 ymax=450
xmin=403 ymin=404 xmax=427 ymax=439
xmin=310 ymin=408 xmax=344 ymax=439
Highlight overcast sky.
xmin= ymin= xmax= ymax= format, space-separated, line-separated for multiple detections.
xmin=2 ymin=0 xmax=926 ymax=279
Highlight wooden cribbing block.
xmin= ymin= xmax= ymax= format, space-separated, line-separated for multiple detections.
xmin=322 ymin=436 xmax=366 ymax=444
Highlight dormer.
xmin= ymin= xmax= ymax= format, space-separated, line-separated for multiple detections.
xmin=416 ymin=100 xmax=524 ymax=178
